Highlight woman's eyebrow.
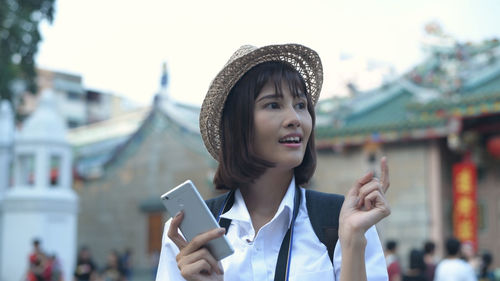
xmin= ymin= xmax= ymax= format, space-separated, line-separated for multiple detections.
xmin=293 ymin=93 xmax=308 ymax=101
xmin=256 ymin=93 xmax=281 ymax=102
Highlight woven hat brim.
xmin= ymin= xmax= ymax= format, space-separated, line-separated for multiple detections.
xmin=200 ymin=44 xmax=323 ymax=161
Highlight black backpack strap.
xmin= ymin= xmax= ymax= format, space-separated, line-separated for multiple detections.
xmin=305 ymin=189 xmax=344 ymax=263
xmin=205 ymin=194 xmax=232 ymax=233
xmin=206 ymin=194 xmax=227 ymax=218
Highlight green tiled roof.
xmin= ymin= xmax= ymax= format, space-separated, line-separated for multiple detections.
xmin=406 ymin=73 xmax=500 ymax=115
xmin=344 ymin=89 xmax=414 ymax=128
xmin=407 ymin=91 xmax=500 ymax=112
xmin=464 ymin=74 xmax=500 ymax=95
xmin=316 ymin=117 xmax=446 ymax=138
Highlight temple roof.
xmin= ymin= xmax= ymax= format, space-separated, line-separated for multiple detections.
xmin=316 ymin=38 xmax=500 ymax=148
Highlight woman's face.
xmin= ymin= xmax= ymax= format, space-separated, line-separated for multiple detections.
xmin=253 ymin=80 xmax=312 ymax=170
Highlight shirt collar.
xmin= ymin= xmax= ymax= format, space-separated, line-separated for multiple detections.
xmin=220 ymin=176 xmax=296 ymax=228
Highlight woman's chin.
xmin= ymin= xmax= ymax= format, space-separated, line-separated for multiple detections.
xmin=273 ymin=157 xmax=305 ymax=171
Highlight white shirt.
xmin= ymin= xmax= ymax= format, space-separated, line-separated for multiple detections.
xmin=434 ymin=258 xmax=477 ymax=281
xmin=156 ymin=177 xmax=388 ymax=281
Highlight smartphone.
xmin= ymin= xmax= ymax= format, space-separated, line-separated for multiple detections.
xmin=161 ymin=180 xmax=234 ymax=261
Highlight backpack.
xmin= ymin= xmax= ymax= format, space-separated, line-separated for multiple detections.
xmin=206 ymin=189 xmax=344 ymax=262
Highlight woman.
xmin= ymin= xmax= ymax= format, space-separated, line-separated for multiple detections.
xmin=402 ymin=249 xmax=426 ymax=281
xmin=156 ymin=44 xmax=391 ymax=280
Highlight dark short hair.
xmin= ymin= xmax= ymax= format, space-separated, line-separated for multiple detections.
xmin=386 ymin=240 xmax=397 ymax=251
xmin=424 ymin=241 xmax=435 ymax=254
xmin=409 ymin=249 xmax=426 ymax=271
xmin=445 ymin=237 xmax=461 ymax=256
xmin=214 ymin=61 xmax=316 ymax=190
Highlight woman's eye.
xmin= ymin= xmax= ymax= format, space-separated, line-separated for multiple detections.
xmin=296 ymin=102 xmax=306 ymax=109
xmin=265 ymin=102 xmax=280 ymax=109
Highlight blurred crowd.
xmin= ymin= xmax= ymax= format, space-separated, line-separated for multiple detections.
xmin=25 ymin=239 xmax=135 ymax=281
xmin=26 ymin=239 xmax=63 ymax=281
xmin=26 ymin=236 xmax=500 ymax=281
xmin=73 ymin=246 xmax=133 ymax=281
xmin=385 ymin=237 xmax=498 ymax=281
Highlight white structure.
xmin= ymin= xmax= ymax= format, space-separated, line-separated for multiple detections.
xmin=0 ymin=100 xmax=14 ymax=199
xmin=0 ymin=100 xmax=15 ymax=276
xmin=0 ymin=90 xmax=78 ymax=281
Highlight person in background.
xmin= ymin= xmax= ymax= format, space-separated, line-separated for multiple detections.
xmin=434 ymin=237 xmax=477 ymax=281
xmin=385 ymin=240 xmax=402 ymax=281
xmin=27 ymin=238 xmax=48 ymax=281
xmin=46 ymin=254 xmax=63 ymax=281
xmin=423 ymin=241 xmax=437 ymax=281
xmin=402 ymin=249 xmax=426 ymax=281
xmin=120 ymin=248 xmax=133 ymax=281
xmin=74 ymin=246 xmax=97 ymax=281
xmin=462 ymin=241 xmax=481 ymax=276
xmin=478 ymin=252 xmax=495 ymax=281
xmin=149 ymin=250 xmax=160 ymax=280
xmin=101 ymin=250 xmax=126 ymax=281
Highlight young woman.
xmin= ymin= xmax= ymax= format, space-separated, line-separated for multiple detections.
xmin=156 ymin=44 xmax=391 ymax=281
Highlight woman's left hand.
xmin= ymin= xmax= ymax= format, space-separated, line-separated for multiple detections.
xmin=339 ymin=156 xmax=391 ymax=240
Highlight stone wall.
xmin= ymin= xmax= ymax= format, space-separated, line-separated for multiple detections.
xmin=76 ymin=113 xmax=217 ymax=270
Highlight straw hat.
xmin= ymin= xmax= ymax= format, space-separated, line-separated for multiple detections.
xmin=199 ymin=44 xmax=323 ymax=161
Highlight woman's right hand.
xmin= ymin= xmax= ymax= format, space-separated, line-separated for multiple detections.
xmin=167 ymin=211 xmax=225 ymax=281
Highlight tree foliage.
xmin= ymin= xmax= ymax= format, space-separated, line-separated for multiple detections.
xmin=0 ymin=0 xmax=56 ymax=103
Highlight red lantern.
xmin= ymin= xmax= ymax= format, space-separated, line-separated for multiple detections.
xmin=487 ymin=136 xmax=500 ymax=159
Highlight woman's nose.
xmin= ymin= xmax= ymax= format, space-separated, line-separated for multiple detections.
xmin=284 ymin=107 xmax=301 ymax=128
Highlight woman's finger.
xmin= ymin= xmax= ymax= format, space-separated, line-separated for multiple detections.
xmin=180 ymin=259 xmax=213 ymax=279
xmin=357 ymin=179 xmax=382 ymax=209
xmin=347 ymin=171 xmax=374 ymax=200
xmin=364 ymin=190 xmax=391 ymax=218
xmin=178 ymin=247 xmax=223 ymax=275
xmin=379 ymin=156 xmax=390 ymax=193
xmin=181 ymin=227 xmax=226 ymax=256
xmin=168 ymin=211 xmax=188 ymax=250
xmin=356 ymin=171 xmax=374 ymax=189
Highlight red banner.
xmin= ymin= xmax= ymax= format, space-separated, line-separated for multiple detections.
xmin=452 ymin=162 xmax=478 ymax=251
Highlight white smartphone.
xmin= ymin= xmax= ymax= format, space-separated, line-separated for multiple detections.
xmin=161 ymin=180 xmax=234 ymax=261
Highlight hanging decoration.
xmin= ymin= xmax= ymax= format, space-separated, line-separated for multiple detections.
xmin=486 ymin=135 xmax=500 ymax=159
xmin=452 ymin=161 xmax=478 ymax=252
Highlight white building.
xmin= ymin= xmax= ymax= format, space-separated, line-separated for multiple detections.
xmin=0 ymin=90 xmax=79 ymax=281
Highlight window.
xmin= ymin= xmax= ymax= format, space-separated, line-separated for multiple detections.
xmin=67 ymin=91 xmax=81 ymax=101
xmin=17 ymin=154 xmax=35 ymax=186
xmin=50 ymin=155 xmax=61 ymax=187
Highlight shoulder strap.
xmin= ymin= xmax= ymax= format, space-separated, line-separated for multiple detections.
xmin=206 ymin=194 xmax=227 ymax=219
xmin=305 ymin=189 xmax=344 ymax=263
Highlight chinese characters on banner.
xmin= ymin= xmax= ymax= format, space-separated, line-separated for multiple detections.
xmin=452 ymin=162 xmax=478 ymax=250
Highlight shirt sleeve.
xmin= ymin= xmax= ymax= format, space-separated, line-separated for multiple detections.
xmin=332 ymin=225 xmax=389 ymax=281
xmin=155 ymin=219 xmax=186 ymax=281
xmin=466 ymin=264 xmax=478 ymax=281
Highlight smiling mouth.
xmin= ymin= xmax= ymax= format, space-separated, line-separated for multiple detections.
xmin=278 ymin=136 xmax=302 ymax=143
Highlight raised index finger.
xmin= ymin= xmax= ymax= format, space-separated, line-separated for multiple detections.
xmin=380 ymin=156 xmax=390 ymax=193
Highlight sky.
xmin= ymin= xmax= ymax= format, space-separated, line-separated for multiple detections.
xmin=35 ymin=0 xmax=500 ymax=106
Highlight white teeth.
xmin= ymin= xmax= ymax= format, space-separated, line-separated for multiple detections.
xmin=280 ymin=136 xmax=301 ymax=143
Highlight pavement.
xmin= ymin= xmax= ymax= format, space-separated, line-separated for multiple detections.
xmin=130 ymin=269 xmax=157 ymax=281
